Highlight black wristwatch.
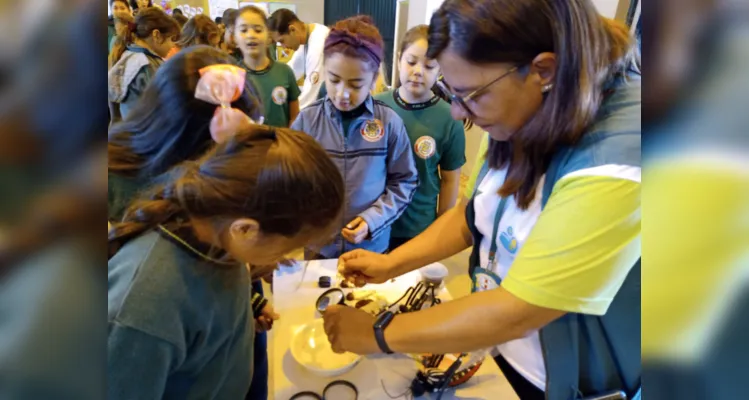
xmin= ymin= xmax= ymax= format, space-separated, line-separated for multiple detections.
xmin=373 ymin=311 xmax=395 ymax=354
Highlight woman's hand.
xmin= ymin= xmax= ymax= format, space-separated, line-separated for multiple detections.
xmin=338 ymin=249 xmax=398 ymax=286
xmin=322 ymin=305 xmax=380 ymax=354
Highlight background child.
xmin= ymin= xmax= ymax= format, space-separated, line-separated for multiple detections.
xmin=221 ymin=8 xmax=241 ymax=61
xmin=234 ymin=6 xmax=300 ymax=128
xmin=108 ymin=126 xmax=345 ymax=399
xmin=108 ymin=0 xmax=133 ymax=53
xmin=108 ymin=7 xmax=179 ymax=123
xmin=375 ymin=25 xmax=466 ymax=249
xmin=292 ymin=15 xmax=418 ymax=259
xmin=129 ymin=0 xmax=152 ymax=15
xmin=165 ymin=15 xmax=220 ymax=59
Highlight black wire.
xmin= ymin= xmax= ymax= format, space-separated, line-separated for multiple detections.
xmin=386 ymin=286 xmax=414 ymax=310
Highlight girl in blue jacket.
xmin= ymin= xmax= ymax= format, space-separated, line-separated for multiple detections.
xmin=291 ymin=16 xmax=418 ymax=259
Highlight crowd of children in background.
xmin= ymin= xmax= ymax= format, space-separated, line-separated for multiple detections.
xmin=107 ymin=2 xmax=466 ymax=398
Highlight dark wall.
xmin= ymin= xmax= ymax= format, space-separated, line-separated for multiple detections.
xmin=324 ymin=0 xmax=397 ymax=85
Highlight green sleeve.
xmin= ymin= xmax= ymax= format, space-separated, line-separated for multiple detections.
xmin=286 ymin=65 xmax=301 ymax=102
xmin=440 ymin=119 xmax=467 ymax=171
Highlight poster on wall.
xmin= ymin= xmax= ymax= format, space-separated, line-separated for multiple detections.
xmin=209 ymin=0 xmax=238 ymax=20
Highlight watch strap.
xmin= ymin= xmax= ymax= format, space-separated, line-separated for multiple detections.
xmin=374 ymin=312 xmax=394 ymax=354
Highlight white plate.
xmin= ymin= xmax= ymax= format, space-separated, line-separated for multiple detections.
xmin=290 ymin=319 xmax=361 ymax=377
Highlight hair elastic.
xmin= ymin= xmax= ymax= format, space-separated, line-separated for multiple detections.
xmin=324 ymin=30 xmax=382 ymax=66
xmin=194 ymin=64 xmax=259 ymax=144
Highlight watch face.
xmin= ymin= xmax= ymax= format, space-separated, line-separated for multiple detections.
xmin=374 ymin=311 xmax=394 ymax=329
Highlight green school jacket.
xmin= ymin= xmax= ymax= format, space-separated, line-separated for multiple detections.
xmin=375 ymin=89 xmax=466 ymax=239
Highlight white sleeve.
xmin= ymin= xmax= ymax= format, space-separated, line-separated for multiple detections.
xmin=288 ymin=46 xmax=305 ymax=81
xmin=298 ymin=29 xmax=328 ymax=109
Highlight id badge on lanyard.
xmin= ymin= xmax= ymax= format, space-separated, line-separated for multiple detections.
xmin=486 ymin=196 xmax=509 ymax=271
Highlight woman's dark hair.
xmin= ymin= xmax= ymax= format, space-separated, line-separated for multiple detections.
xmin=174 ymin=14 xmax=188 ymax=28
xmin=177 ymin=15 xmax=219 ymax=48
xmin=129 ymin=0 xmax=153 ymax=10
xmin=324 ymin=16 xmax=384 ymax=72
xmin=172 ymin=8 xmax=183 ymax=16
xmin=267 ymin=8 xmax=301 ymax=34
xmin=428 ymin=0 xmax=640 ymax=209
xmin=109 ymin=7 xmax=180 ymax=67
xmin=109 ymin=126 xmax=345 ymax=257
xmin=399 ymin=24 xmax=429 ymax=59
xmin=215 ymin=16 xmax=222 ymax=24
xmin=108 ymin=46 xmax=264 ymax=180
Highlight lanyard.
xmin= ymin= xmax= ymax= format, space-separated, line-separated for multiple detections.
xmin=487 ymin=196 xmax=509 ymax=269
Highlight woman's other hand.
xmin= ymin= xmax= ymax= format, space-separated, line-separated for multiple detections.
xmin=338 ymin=249 xmax=397 ymax=286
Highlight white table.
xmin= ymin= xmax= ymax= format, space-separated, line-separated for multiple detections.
xmin=269 ymin=260 xmax=519 ymax=400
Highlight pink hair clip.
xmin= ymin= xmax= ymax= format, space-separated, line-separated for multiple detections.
xmin=194 ymin=64 xmax=260 ymax=144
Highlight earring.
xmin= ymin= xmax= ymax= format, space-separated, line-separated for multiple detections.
xmin=542 ymin=83 xmax=554 ymax=93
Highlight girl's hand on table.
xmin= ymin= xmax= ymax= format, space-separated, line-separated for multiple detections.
xmin=341 ymin=217 xmax=369 ymax=244
xmin=256 ymin=302 xmax=280 ymax=332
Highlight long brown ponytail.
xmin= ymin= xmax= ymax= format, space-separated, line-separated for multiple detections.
xmin=109 ymin=125 xmax=345 ymax=257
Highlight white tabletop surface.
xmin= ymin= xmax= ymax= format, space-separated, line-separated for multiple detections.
xmin=269 ymin=259 xmax=519 ymax=400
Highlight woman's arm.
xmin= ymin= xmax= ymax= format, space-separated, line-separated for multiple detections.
xmin=339 ymin=199 xmax=473 ymax=284
xmin=322 ymin=288 xmax=564 ymax=355
xmin=437 ymin=168 xmax=461 ymax=216
xmin=386 ymin=288 xmax=564 ymax=354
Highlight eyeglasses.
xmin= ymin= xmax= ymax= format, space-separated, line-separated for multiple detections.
xmin=435 ymin=66 xmax=519 ymax=117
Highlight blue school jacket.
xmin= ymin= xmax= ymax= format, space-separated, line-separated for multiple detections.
xmin=291 ymin=96 xmax=419 ymax=257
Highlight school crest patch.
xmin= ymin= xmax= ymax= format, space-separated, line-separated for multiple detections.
xmin=414 ymin=136 xmax=437 ymax=159
xmin=310 ymin=71 xmax=320 ymax=84
xmin=271 ymin=86 xmax=288 ymax=105
xmin=361 ymin=119 xmax=384 ymax=143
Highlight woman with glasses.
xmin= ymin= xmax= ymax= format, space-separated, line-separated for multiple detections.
xmin=324 ymin=1 xmax=642 ymax=399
